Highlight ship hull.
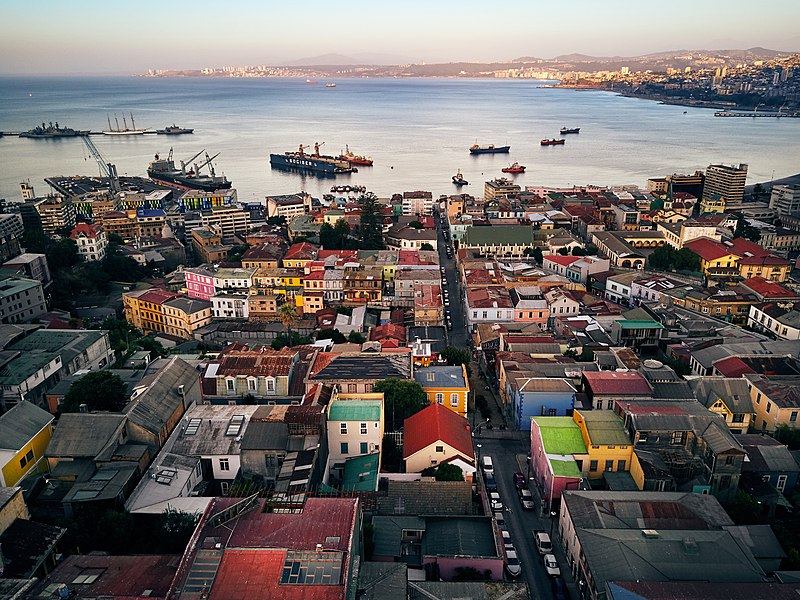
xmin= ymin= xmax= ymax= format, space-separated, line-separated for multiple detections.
xmin=270 ymin=153 xmax=356 ymax=175
xmin=469 ymin=146 xmax=510 ymax=154
xmin=103 ymin=130 xmax=146 ymax=136
xmin=148 ymin=170 xmax=231 ymax=191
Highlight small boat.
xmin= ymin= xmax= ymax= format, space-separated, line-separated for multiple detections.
xmin=339 ymin=145 xmax=373 ymax=166
xmin=326 ymin=83 xmax=336 ymax=88
xmin=306 ymin=79 xmax=317 ymax=84
xmin=452 ymin=170 xmax=469 ymax=186
xmin=560 ymin=127 xmax=580 ymax=135
xmin=156 ymin=124 xmax=194 ymax=135
xmin=502 ymin=162 xmax=526 ymax=174
xmin=541 ymin=138 xmax=565 ymax=146
xmin=469 ymin=144 xmax=510 ymax=155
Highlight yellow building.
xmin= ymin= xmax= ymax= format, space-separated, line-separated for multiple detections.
xmin=690 ymin=378 xmax=753 ymax=435
xmin=413 ymin=364 xmax=470 ymax=418
xmin=699 ymin=194 xmax=726 ymax=214
xmin=0 ymin=401 xmax=55 ymax=487
xmin=282 ymin=242 xmax=319 ymax=269
xmin=162 ymin=297 xmax=213 ymax=339
xmin=572 ymin=410 xmax=632 ymax=480
xmin=123 ymin=288 xmax=211 ymax=339
xmin=738 ymin=256 xmax=791 ymax=283
xmin=746 ymin=373 xmax=800 ymax=433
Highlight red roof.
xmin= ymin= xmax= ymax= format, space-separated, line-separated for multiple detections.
xmin=739 ymin=254 xmax=790 ymax=266
xmin=582 ymin=371 xmax=653 ymax=396
xmin=370 ymin=323 xmax=407 ymax=343
xmin=740 ymin=277 xmax=800 ymax=300
xmin=713 ymin=356 xmax=755 ymax=378
xmin=70 ymin=222 xmax=103 ymax=239
xmin=684 ymin=237 xmax=732 ymax=262
xmin=137 ymin=288 xmax=179 ymax=305
xmin=544 ymin=255 xmax=583 ymax=267
xmin=727 ymin=237 xmax=769 ymax=258
xmin=283 ymin=242 xmax=320 ymax=261
xmin=318 ymin=249 xmax=358 ymax=261
xmin=403 ymin=403 xmax=473 ymax=460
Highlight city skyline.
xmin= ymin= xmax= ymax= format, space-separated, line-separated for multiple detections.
xmin=1 ymin=0 xmax=799 ymax=74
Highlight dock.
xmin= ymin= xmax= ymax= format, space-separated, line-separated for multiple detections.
xmin=1 ymin=130 xmax=191 ymax=137
xmin=714 ymin=111 xmax=800 ymax=118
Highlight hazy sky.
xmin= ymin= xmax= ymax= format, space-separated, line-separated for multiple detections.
xmin=2 ymin=0 xmax=799 ymax=74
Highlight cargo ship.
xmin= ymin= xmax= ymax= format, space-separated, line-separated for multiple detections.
xmin=540 ymin=138 xmax=565 ymax=146
xmin=19 ymin=122 xmax=88 ymax=138
xmin=469 ymin=144 xmax=510 ymax=155
xmin=156 ymin=124 xmax=194 ymax=135
xmin=560 ymin=127 xmax=580 ymax=134
xmin=270 ymin=143 xmax=357 ymax=175
xmin=147 ymin=148 xmax=231 ymax=191
xmin=502 ymin=162 xmax=526 ymax=174
xmin=339 ymin=145 xmax=373 ymax=166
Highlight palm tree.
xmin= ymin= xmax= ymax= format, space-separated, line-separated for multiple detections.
xmin=278 ymin=302 xmax=298 ymax=347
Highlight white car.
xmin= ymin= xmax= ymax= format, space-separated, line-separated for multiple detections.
xmin=440 ymin=266 xmax=446 ymax=274
xmin=543 ymin=553 xmax=561 ymax=577
xmin=519 ymin=488 xmax=535 ymax=510
xmin=490 ymin=492 xmax=503 ymax=512
xmin=444 ymin=298 xmax=450 ymax=307
xmin=501 ymin=529 xmax=513 ymax=550
xmin=494 ymin=511 xmax=505 ymax=527
xmin=505 ymin=549 xmax=522 ymax=578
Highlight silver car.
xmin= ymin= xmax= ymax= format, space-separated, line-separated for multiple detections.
xmin=490 ymin=492 xmax=503 ymax=511
xmin=505 ymin=549 xmax=522 ymax=578
xmin=519 ymin=488 xmax=535 ymax=510
xmin=543 ymin=553 xmax=561 ymax=577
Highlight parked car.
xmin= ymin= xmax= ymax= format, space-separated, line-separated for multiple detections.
xmin=494 ymin=511 xmax=505 ymax=527
xmin=501 ymin=529 xmax=513 ymax=550
xmin=543 ymin=554 xmax=560 ymax=577
xmin=552 ymin=576 xmax=569 ymax=600
xmin=534 ymin=531 xmax=553 ymax=555
xmin=482 ymin=456 xmax=494 ymax=476
xmin=444 ymin=298 xmax=450 ymax=307
xmin=484 ymin=473 xmax=497 ymax=492
xmin=519 ymin=489 xmax=535 ymax=510
xmin=490 ymin=492 xmax=503 ymax=511
xmin=446 ymin=321 xmax=453 ymax=331
xmin=505 ymin=549 xmax=522 ymax=578
xmin=513 ymin=472 xmax=526 ymax=489
xmin=440 ymin=266 xmax=446 ymax=274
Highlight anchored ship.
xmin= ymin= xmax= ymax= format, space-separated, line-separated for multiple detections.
xmin=339 ymin=145 xmax=373 ymax=166
xmin=147 ymin=148 xmax=231 ymax=191
xmin=452 ymin=170 xmax=469 ymax=186
xmin=19 ymin=122 xmax=88 ymax=138
xmin=103 ymin=112 xmax=146 ymax=135
xmin=469 ymin=144 xmax=510 ymax=155
xmin=502 ymin=162 xmax=526 ymax=174
xmin=270 ymin=143 xmax=357 ymax=175
xmin=560 ymin=127 xmax=580 ymax=134
xmin=156 ymin=124 xmax=194 ymax=135
xmin=541 ymin=138 xmax=565 ymax=146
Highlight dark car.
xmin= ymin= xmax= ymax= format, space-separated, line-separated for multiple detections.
xmin=485 ymin=473 xmax=497 ymax=492
xmin=551 ymin=576 xmax=569 ymax=600
xmin=513 ymin=472 xmax=526 ymax=489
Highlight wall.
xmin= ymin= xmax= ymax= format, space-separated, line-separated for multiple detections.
xmin=425 ymin=555 xmax=504 ymax=581
xmin=0 ymin=421 xmax=53 ymax=487
xmin=0 ymin=488 xmax=30 ymax=534
xmin=406 ymin=440 xmax=470 ymax=474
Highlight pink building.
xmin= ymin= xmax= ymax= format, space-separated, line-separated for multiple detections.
xmin=530 ymin=416 xmax=587 ymax=512
xmin=185 ymin=267 xmax=215 ymax=301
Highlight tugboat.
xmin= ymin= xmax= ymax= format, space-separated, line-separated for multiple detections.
xmin=156 ymin=124 xmax=194 ymax=135
xmin=560 ymin=127 xmax=580 ymax=135
xmin=502 ymin=162 xmax=526 ymax=174
xmin=541 ymin=138 xmax=566 ymax=146
xmin=19 ymin=121 xmax=87 ymax=138
xmin=452 ymin=170 xmax=469 ymax=186
xmin=469 ymin=144 xmax=510 ymax=155
xmin=339 ymin=145 xmax=373 ymax=166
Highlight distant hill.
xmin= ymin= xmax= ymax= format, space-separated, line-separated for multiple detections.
xmin=512 ymin=47 xmax=795 ymax=65
xmin=282 ymin=52 xmax=416 ymax=66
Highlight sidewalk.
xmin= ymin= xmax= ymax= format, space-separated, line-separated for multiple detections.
xmin=468 ymin=359 xmax=509 ymax=430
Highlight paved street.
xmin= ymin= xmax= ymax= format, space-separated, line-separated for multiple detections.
xmin=434 ymin=213 xmax=469 ymax=349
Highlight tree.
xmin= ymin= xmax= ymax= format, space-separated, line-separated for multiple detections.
xmin=441 ymin=345 xmax=472 ymax=377
xmin=62 ymin=370 xmax=129 ymax=413
xmin=108 ymin=232 xmax=125 ymax=245
xmin=647 ymin=244 xmax=700 ymax=273
xmin=734 ymin=216 xmax=761 ymax=242
xmin=317 ymin=328 xmax=346 ymax=344
xmin=420 ymin=243 xmax=434 ymax=251
xmin=374 ymin=379 xmax=428 ymax=431
xmin=409 ymin=220 xmax=424 ymax=229
xmin=271 ymin=331 xmax=311 ymax=350
xmin=431 ymin=463 xmax=464 ymax=481
xmin=227 ymin=243 xmax=250 ymax=263
xmin=159 ymin=508 xmax=200 ymax=554
xmin=347 ymin=330 xmax=366 ymax=344
xmin=319 ymin=222 xmax=337 ymax=249
xmin=358 ymin=192 xmax=384 ymax=250
xmin=278 ymin=303 xmax=298 ymax=347
xmin=46 ymin=238 xmax=80 ymax=272
xmin=557 ymin=247 xmax=570 ymax=255
xmin=525 ymin=246 xmax=544 ymax=265
xmin=267 ymin=215 xmax=287 ymax=226
xmin=136 ymin=335 xmax=168 ymax=359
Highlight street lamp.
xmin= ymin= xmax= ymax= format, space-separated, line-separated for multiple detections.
xmin=476 ymin=443 xmax=482 ymax=464
xmin=549 ymin=510 xmax=558 ymax=538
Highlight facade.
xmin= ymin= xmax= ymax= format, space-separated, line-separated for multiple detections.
xmin=179 ymin=188 xmax=238 ymax=211
xmin=385 ymin=225 xmax=438 ymax=251
xmin=530 ymin=417 xmax=587 ymax=512
xmin=749 ymin=303 xmax=800 ymax=340
xmin=2 ymin=253 xmax=51 ymax=285
xmin=703 ymin=163 xmax=748 ymax=205
xmin=184 ymin=266 xmax=216 ymax=301
xmin=0 ymin=400 xmax=54 ymax=486
xmin=162 ymin=297 xmax=213 ymax=339
xmin=266 ymin=192 xmax=312 ymax=219
xmin=746 ymin=373 xmax=800 ymax=433
xmin=572 ymin=410 xmax=632 ymax=481
xmin=413 ymin=365 xmax=470 ymax=417
xmin=25 ymin=195 xmax=76 ymax=236
xmin=690 ymin=377 xmax=754 ymax=434
xmin=401 ymin=190 xmax=434 ymax=216
xmin=0 ymin=272 xmax=47 ymax=324
xmin=770 ymin=184 xmax=800 ymax=217
xmin=0 ymin=213 xmax=24 ymax=263
xmin=461 ymin=226 xmax=536 ymax=258
xmin=211 ymin=292 xmax=250 ymax=319
xmin=306 ymin=350 xmax=412 ymax=395
xmin=69 ymin=223 xmax=108 ymax=262
xmin=403 ymin=402 xmax=475 ymax=475
xmin=326 ymin=394 xmax=384 ymax=481
xmin=191 ymin=226 xmax=230 ymax=264
xmin=201 ymin=345 xmax=300 ymax=401
xmin=466 ymin=286 xmax=515 ymax=329
xmin=509 ymin=378 xmax=576 ymax=430
xmin=510 ymin=286 xmax=549 ymax=327
xmin=343 ymin=267 xmax=383 ymax=303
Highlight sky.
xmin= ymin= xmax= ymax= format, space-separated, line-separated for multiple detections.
xmin=1 ymin=0 xmax=799 ymax=74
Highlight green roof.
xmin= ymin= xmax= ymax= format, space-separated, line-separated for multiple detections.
xmin=329 ymin=399 xmax=382 ymax=422
xmin=616 ymin=320 xmax=664 ymax=330
xmin=550 ymin=455 xmax=582 ymax=478
xmin=463 ymin=225 xmax=535 ymax=247
xmin=534 ymin=417 xmax=587 ymax=455
xmin=342 ymin=453 xmax=380 ymax=492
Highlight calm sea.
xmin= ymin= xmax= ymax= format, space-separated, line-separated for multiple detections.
xmin=1 ymin=76 xmax=799 ymax=204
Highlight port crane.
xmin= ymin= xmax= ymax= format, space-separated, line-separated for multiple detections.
xmin=81 ymin=136 xmax=120 ymax=193
xmin=297 ymin=143 xmax=311 ymax=156
xmin=314 ymin=141 xmax=325 ymax=156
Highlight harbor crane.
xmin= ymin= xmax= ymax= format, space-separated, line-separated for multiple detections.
xmin=314 ymin=141 xmax=325 ymax=156
xmin=81 ymin=136 xmax=120 ymax=193
xmin=297 ymin=143 xmax=311 ymax=156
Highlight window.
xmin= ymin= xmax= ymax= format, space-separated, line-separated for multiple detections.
xmin=340 ymin=423 xmax=347 ymax=435
xmin=348 ymin=384 xmax=357 ymax=393
xmin=725 ymin=455 xmax=735 ymax=465
xmin=756 ymin=392 xmax=762 ymax=404
xmin=248 ymin=378 xmax=256 ymax=391
xmin=226 ymin=378 xmax=235 ymax=391
xmin=219 ymin=458 xmax=230 ymax=471
xmin=360 ymin=442 xmax=368 ymax=454
xmin=548 ymin=408 xmax=557 ymax=416
xmin=671 ymin=431 xmax=685 ymax=445
xmin=605 ymin=460 xmax=614 ymax=472
xmin=19 ymin=456 xmax=27 ymax=468
xmin=778 ymin=474 xmax=788 ymax=492
xmin=435 ymin=393 xmax=444 ymax=404
xmin=360 ymin=423 xmax=368 ymax=435
xmin=766 ymin=402 xmax=772 ymax=414
xmin=589 ymin=460 xmax=598 ymax=472
xmin=340 ymin=442 xmax=349 ymax=454
xmin=266 ymin=378 xmax=275 ymax=392
xmin=450 ymin=393 xmax=459 ymax=407
xmin=733 ymin=413 xmax=745 ymax=423
xmin=435 ymin=445 xmax=444 ymax=453
xmin=792 ymin=412 xmax=798 ymax=423
xmin=617 ymin=460 xmax=626 ymax=471
xmin=26 ymin=449 xmax=33 ymax=461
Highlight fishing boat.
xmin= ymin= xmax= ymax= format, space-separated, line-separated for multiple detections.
xmin=452 ymin=170 xmax=469 ymax=186
xmin=306 ymin=79 xmax=317 ymax=84
xmin=560 ymin=127 xmax=580 ymax=135
xmin=502 ymin=162 xmax=526 ymax=174
xmin=541 ymin=138 xmax=566 ymax=146
xmin=103 ymin=112 xmax=146 ymax=135
xmin=326 ymin=83 xmax=336 ymax=88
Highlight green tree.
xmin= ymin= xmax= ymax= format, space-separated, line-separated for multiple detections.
xmin=136 ymin=335 xmax=168 ymax=359
xmin=267 ymin=215 xmax=287 ymax=226
xmin=333 ymin=219 xmax=351 ymax=248
xmin=648 ymin=245 xmax=701 ymax=273
xmin=409 ymin=220 xmax=424 ymax=229
xmin=108 ymin=232 xmax=125 ymax=245
xmin=525 ymin=246 xmax=544 ymax=264
xmin=440 ymin=345 xmax=472 ymax=377
xmin=46 ymin=238 xmax=80 ymax=272
xmin=374 ymin=378 xmax=428 ymax=431
xmin=62 ymin=370 xmax=129 ymax=413
xmin=319 ymin=222 xmax=337 ymax=249
xmin=734 ymin=217 xmax=761 ymax=242
xmin=557 ymin=247 xmax=570 ymax=255
xmin=317 ymin=328 xmax=346 ymax=344
xmin=347 ymin=330 xmax=366 ymax=344
xmin=278 ymin=303 xmax=298 ymax=347
xmin=420 ymin=242 xmax=434 ymax=251
xmin=159 ymin=508 xmax=200 ymax=554
xmin=271 ymin=331 xmax=311 ymax=350
xmin=433 ymin=463 xmax=464 ymax=481
xmin=358 ymin=192 xmax=384 ymax=250
xmin=21 ymin=229 xmax=50 ymax=253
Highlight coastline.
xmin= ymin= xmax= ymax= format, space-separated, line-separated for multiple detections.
xmin=554 ymin=84 xmax=737 ymax=110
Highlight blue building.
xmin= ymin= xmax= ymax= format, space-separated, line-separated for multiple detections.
xmin=508 ymin=377 xmax=576 ymax=430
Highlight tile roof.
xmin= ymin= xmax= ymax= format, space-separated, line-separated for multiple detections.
xmin=310 ymin=352 xmax=411 ymax=382
xmin=69 ymin=223 xmax=103 ymax=239
xmin=543 ymin=255 xmax=582 ymax=267
xmin=403 ymin=403 xmax=473 ymax=460
xmin=741 ymin=277 xmax=800 ymax=300
xmin=370 ymin=323 xmax=406 ymax=343
xmin=212 ymin=346 xmax=298 ymax=378
xmin=745 ymin=374 xmax=800 ymax=409
xmin=684 ymin=237 xmax=735 ymax=261
xmin=582 ymin=371 xmax=653 ymax=396
xmin=283 ymin=241 xmax=320 ymax=261
xmin=376 ymin=480 xmax=473 ymax=516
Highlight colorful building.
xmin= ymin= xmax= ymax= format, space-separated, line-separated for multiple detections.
xmin=572 ymin=410 xmax=632 ymax=480
xmin=414 ymin=365 xmax=470 ymax=417
xmin=530 ymin=417 xmax=587 ymax=512
xmin=0 ymin=401 xmax=54 ymax=486
xmin=403 ymin=402 xmax=474 ymax=476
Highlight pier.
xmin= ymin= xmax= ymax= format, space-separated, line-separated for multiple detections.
xmin=714 ymin=111 xmax=800 ymax=118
